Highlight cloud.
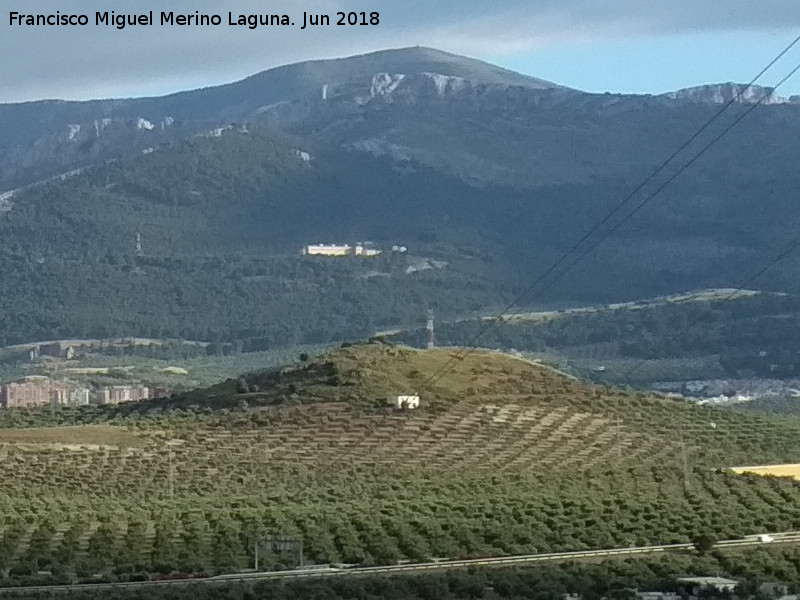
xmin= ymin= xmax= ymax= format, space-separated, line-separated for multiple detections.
xmin=2 ymin=0 xmax=799 ymax=102
xmin=404 ymin=0 xmax=800 ymax=53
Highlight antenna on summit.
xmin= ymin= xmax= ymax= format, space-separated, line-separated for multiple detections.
xmin=426 ymin=310 xmax=435 ymax=349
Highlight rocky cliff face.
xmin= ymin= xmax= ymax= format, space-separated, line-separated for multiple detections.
xmin=661 ymin=83 xmax=798 ymax=105
xmin=0 ymin=114 xmax=189 ymax=190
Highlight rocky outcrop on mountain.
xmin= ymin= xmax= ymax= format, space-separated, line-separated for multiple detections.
xmin=662 ymin=83 xmax=798 ymax=105
xmin=0 ymin=115 xmax=185 ymax=190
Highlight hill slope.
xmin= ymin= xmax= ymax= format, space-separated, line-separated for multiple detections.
xmin=4 ymin=119 xmax=800 ymax=347
xmin=2 ymin=345 xmax=800 ymax=581
xmin=0 ymin=128 xmax=516 ymax=345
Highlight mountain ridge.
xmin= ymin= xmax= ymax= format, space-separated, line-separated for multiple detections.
xmin=3 ymin=47 xmax=799 ymax=192
xmin=661 ymin=82 xmax=799 ymax=105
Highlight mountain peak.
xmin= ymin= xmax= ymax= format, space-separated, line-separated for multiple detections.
xmin=240 ymin=46 xmax=563 ymax=92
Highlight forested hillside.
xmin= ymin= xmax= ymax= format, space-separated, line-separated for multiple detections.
xmin=3 ymin=118 xmax=800 ymax=350
xmin=0 ymin=129 xmax=511 ymax=345
xmin=3 ymin=48 xmax=800 ymax=353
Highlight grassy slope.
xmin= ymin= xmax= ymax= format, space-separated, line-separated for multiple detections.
xmin=2 ymin=344 xmax=800 ymax=579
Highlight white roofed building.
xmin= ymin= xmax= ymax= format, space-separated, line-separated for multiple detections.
xmin=387 ymin=394 xmax=420 ymax=409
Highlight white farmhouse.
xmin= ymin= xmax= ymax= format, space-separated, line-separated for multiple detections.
xmin=354 ymin=244 xmax=382 ymax=256
xmin=387 ymin=394 xmax=420 ymax=409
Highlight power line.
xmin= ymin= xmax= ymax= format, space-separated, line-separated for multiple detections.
xmin=422 ymin=57 xmax=800 ymax=391
xmin=617 ymin=228 xmax=800 ymax=384
xmin=419 ymin=35 xmax=800 ymax=392
xmin=494 ymin=59 xmax=800 ymax=376
xmin=536 ymin=60 xmax=800 ymax=296
xmin=530 ymin=35 xmax=800 ymax=295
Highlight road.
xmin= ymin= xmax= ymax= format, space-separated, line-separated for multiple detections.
xmin=2 ymin=531 xmax=800 ymax=595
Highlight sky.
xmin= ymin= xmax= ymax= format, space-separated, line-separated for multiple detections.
xmin=2 ymin=0 xmax=800 ymax=103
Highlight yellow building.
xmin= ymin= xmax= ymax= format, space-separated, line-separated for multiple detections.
xmin=302 ymin=244 xmax=352 ymax=256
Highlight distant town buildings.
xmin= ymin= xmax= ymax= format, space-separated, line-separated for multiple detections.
xmin=303 ymin=244 xmax=354 ymax=257
xmin=354 ymin=243 xmax=381 ymax=257
xmin=0 ymin=378 xmax=168 ymax=409
xmin=38 ymin=342 xmax=76 ymax=359
xmin=52 ymin=385 xmax=91 ymax=407
xmin=100 ymin=385 xmax=150 ymax=405
xmin=66 ymin=387 xmax=91 ymax=406
xmin=1 ymin=379 xmax=57 ymax=408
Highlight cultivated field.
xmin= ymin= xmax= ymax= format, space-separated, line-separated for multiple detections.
xmin=0 ymin=425 xmax=144 ymax=448
xmin=2 ymin=344 xmax=800 ymax=581
xmin=732 ymin=463 xmax=800 ymax=480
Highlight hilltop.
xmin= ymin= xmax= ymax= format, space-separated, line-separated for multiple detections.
xmin=171 ymin=343 xmax=800 ymax=471
xmin=389 ymin=290 xmax=800 ymax=392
